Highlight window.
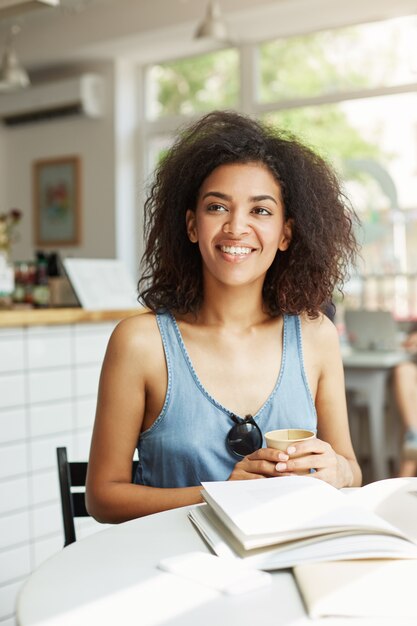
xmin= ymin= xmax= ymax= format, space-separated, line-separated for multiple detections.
xmin=142 ymin=14 xmax=417 ymax=317
xmin=147 ymin=49 xmax=239 ymax=120
xmin=258 ymin=17 xmax=417 ymax=103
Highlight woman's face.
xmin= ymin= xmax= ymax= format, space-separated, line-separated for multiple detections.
xmin=186 ymin=161 xmax=292 ymax=289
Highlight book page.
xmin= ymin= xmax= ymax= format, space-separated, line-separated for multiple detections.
xmin=189 ymin=506 xmax=417 ymax=570
xmin=347 ymin=477 xmax=417 ymax=542
xmin=201 ymin=476 xmax=402 ymax=549
xmin=294 ymin=559 xmax=417 ymax=619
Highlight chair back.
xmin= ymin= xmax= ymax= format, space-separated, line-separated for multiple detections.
xmin=56 ymin=447 xmax=89 ymax=547
xmin=56 ymin=446 xmax=138 ymax=547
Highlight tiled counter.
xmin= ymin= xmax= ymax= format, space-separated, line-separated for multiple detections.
xmin=0 ymin=309 xmax=139 ymax=626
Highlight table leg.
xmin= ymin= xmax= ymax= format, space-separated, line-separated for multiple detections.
xmin=344 ymin=369 xmax=390 ymax=482
xmin=366 ymin=372 xmax=389 ymax=481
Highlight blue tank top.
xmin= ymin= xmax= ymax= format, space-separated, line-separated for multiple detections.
xmin=134 ymin=312 xmax=317 ymax=487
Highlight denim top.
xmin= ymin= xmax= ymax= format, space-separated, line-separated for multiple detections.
xmin=134 ymin=311 xmax=317 ymax=487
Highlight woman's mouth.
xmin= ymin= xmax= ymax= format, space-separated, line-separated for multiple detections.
xmin=219 ymin=245 xmax=253 ymax=256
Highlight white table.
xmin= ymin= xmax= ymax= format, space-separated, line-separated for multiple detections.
xmin=16 ymin=505 xmax=416 ymax=626
xmin=342 ymin=349 xmax=407 ymax=481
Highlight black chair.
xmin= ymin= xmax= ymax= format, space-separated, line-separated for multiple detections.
xmin=56 ymin=447 xmax=138 ymax=547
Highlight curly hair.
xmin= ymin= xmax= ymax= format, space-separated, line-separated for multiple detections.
xmin=138 ymin=110 xmax=358 ymax=317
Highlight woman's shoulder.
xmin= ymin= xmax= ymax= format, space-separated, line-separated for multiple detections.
xmin=299 ymin=311 xmax=339 ymax=347
xmin=116 ymin=308 xmax=158 ymax=329
xmin=108 ymin=310 xmax=161 ymax=356
xmin=299 ymin=312 xmax=342 ymax=375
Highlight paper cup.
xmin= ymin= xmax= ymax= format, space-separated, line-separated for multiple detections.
xmin=265 ymin=428 xmax=315 ymax=452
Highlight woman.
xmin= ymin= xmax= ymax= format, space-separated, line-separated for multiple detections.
xmin=86 ymin=111 xmax=362 ymax=523
xmin=393 ymin=325 xmax=417 ymax=477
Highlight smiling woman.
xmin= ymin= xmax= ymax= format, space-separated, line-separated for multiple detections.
xmin=85 ymin=110 xmax=362 ymax=524
xmin=185 ymin=162 xmax=292 ymax=290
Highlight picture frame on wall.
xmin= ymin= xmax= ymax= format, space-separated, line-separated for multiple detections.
xmin=33 ymin=156 xmax=81 ymax=246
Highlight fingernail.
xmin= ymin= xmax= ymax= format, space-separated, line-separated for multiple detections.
xmin=276 ymin=462 xmax=287 ymax=471
xmin=278 ymin=453 xmax=289 ymax=461
xmin=287 ymin=446 xmax=296 ymax=454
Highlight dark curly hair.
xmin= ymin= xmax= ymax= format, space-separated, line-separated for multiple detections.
xmin=138 ymin=110 xmax=358 ymax=317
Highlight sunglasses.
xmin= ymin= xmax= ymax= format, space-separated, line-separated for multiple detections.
xmin=226 ymin=414 xmax=263 ymax=458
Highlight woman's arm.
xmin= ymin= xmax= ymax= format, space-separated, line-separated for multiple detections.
xmin=85 ymin=314 xmax=203 ymax=523
xmin=403 ymin=331 xmax=417 ymax=353
xmin=278 ymin=314 xmax=362 ymax=488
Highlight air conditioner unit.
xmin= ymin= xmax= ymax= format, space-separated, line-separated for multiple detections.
xmin=0 ymin=73 xmax=105 ymax=126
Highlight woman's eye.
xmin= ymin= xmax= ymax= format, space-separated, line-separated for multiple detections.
xmin=207 ymin=203 xmax=227 ymax=212
xmin=252 ymin=207 xmax=272 ymax=216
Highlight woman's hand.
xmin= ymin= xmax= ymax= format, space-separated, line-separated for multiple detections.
xmin=228 ymin=437 xmax=355 ymax=488
xmin=274 ymin=437 xmax=354 ymax=488
xmin=228 ymin=447 xmax=290 ymax=480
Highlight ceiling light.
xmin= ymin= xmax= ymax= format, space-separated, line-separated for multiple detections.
xmin=194 ymin=1 xmax=231 ymax=43
xmin=0 ymin=0 xmax=59 ymax=20
xmin=0 ymin=25 xmax=30 ymax=92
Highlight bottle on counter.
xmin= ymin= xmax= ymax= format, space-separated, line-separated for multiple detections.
xmin=33 ymin=252 xmax=50 ymax=308
xmin=0 ymin=252 xmax=14 ymax=309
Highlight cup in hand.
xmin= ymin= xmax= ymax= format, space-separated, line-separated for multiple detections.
xmin=265 ymin=429 xmax=315 ymax=475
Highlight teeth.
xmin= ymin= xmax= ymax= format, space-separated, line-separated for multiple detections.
xmin=220 ymin=245 xmax=252 ymax=255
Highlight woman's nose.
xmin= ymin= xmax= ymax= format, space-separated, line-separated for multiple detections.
xmin=222 ymin=211 xmax=250 ymax=236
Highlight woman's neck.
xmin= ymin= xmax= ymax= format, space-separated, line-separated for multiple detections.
xmin=196 ymin=282 xmax=270 ymax=330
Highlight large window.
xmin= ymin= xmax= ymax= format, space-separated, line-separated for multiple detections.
xmin=147 ymin=49 xmax=239 ymax=120
xmin=144 ymin=14 xmax=417 ymax=318
xmin=258 ymin=17 xmax=417 ymax=103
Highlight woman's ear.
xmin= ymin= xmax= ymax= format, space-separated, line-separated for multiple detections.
xmin=186 ymin=209 xmax=198 ymax=243
xmin=278 ymin=218 xmax=293 ymax=252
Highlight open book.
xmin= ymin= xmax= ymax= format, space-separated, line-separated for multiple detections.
xmin=188 ymin=475 xmax=417 ymax=570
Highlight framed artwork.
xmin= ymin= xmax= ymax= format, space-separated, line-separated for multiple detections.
xmin=33 ymin=156 xmax=81 ymax=246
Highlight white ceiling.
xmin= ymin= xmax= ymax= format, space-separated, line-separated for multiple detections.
xmin=1 ymin=0 xmax=417 ymax=71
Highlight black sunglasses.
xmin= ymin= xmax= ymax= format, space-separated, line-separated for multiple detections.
xmin=226 ymin=414 xmax=263 ymax=458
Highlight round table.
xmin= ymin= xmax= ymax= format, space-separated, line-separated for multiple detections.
xmin=16 ymin=504 xmax=415 ymax=626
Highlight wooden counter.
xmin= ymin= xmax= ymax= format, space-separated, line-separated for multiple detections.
xmin=0 ymin=307 xmax=142 ymax=328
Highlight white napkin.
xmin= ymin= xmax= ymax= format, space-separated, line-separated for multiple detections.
xmin=158 ymin=551 xmax=272 ymax=595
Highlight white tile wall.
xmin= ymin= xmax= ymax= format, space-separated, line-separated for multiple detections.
xmin=0 ymin=328 xmax=23 ymax=339
xmin=32 ymin=502 xmax=62 ymax=539
xmin=0 ymin=319 xmax=117 ymax=624
xmin=0 ymin=338 xmax=24 ymax=374
xmin=0 ymin=546 xmax=30 ymax=585
xmin=74 ymin=321 xmax=116 ymax=338
xmin=74 ymin=364 xmax=101 ymax=397
xmin=31 ymin=469 xmax=59 ymax=506
xmin=0 ymin=408 xmax=26 ymax=445
xmin=74 ymin=331 xmax=109 ymax=365
xmin=28 ymin=369 xmax=72 ymax=404
xmin=30 ymin=402 xmax=73 ymax=438
xmin=0 ymin=511 xmax=30 ymax=550
xmin=0 ymin=443 xmax=28 ymax=480
xmin=0 ymin=580 xmax=24 ymax=622
xmin=0 ymin=478 xmax=29 ymax=515
xmin=26 ymin=325 xmax=72 ymax=338
xmin=27 ymin=334 xmax=72 ymax=370
xmin=75 ymin=397 xmax=96 ymax=430
xmin=30 ymin=434 xmax=73 ymax=472
xmin=0 ymin=375 xmax=25 ymax=410
xmin=33 ymin=533 xmax=63 ymax=570
xmin=74 ymin=430 xmax=93 ymax=460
